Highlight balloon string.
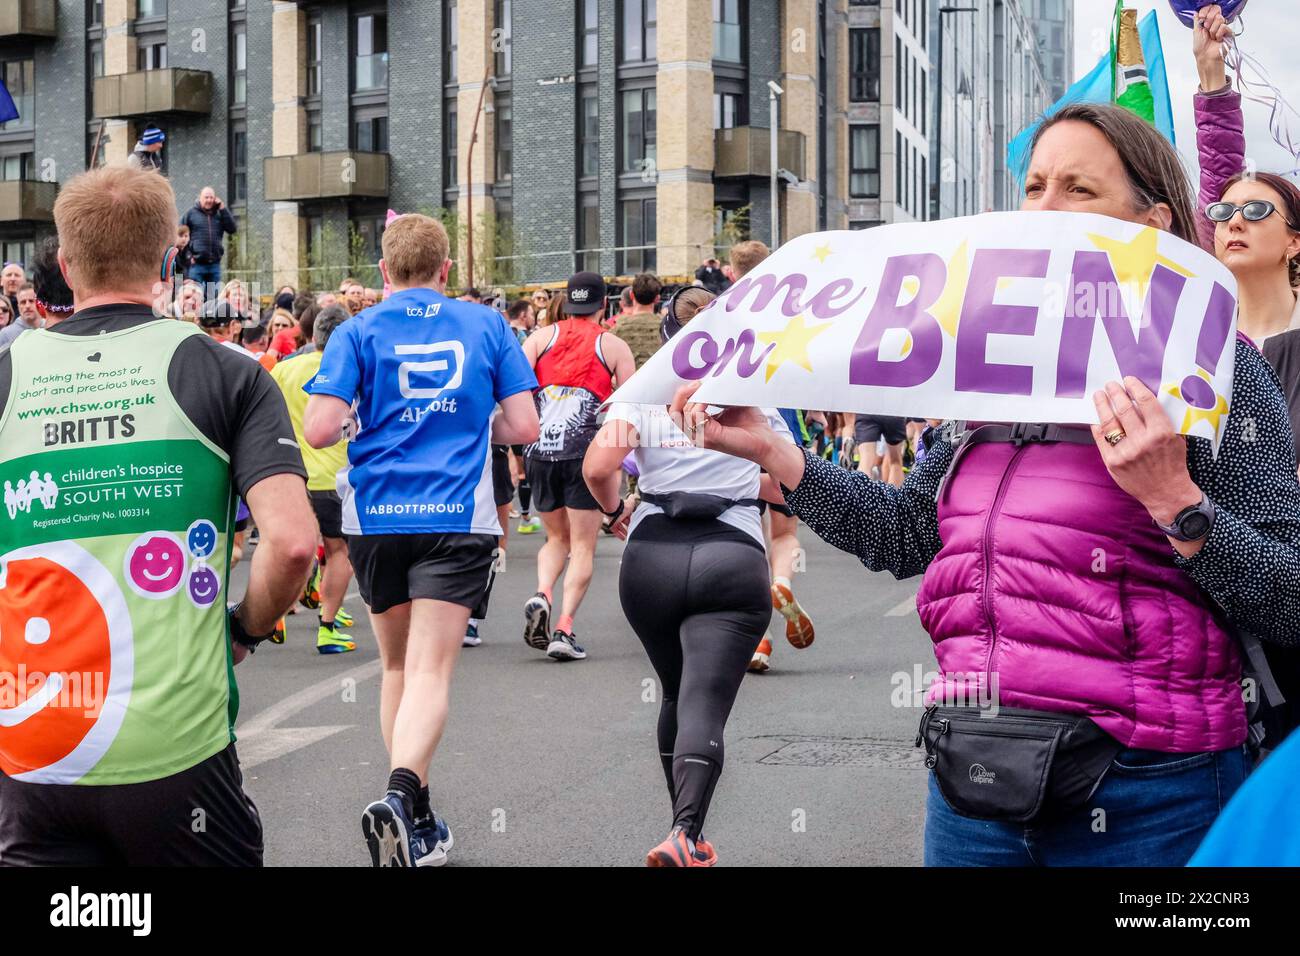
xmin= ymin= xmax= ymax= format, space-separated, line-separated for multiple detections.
xmin=1224 ymin=33 xmax=1300 ymax=177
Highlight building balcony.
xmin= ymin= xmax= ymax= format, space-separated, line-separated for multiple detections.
xmin=0 ymin=180 xmax=57 ymax=223
xmin=263 ymin=151 xmax=390 ymax=201
xmin=0 ymin=0 xmax=57 ymax=39
xmin=714 ymin=127 xmax=807 ymax=181
xmin=92 ymin=69 xmax=212 ymax=120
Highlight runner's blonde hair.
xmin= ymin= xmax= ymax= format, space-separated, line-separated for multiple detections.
xmin=55 ymin=165 xmax=175 ymax=292
xmin=381 ymin=214 xmax=450 ymax=286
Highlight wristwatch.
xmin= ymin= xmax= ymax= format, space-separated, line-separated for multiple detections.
xmin=600 ymin=499 xmax=625 ymax=521
xmin=1154 ymin=493 xmax=1216 ymax=542
xmin=228 ymin=603 xmax=278 ymax=653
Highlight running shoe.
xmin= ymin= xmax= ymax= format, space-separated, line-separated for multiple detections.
xmin=646 ymin=827 xmax=714 ymax=867
xmin=463 ymin=622 xmax=482 ymax=647
xmin=361 ymin=792 xmax=415 ymax=867
xmin=547 ymin=629 xmax=587 ymax=661
xmin=772 ymin=582 xmax=815 ymax=649
xmin=317 ymin=625 xmax=356 ymax=654
xmin=523 ymin=592 xmax=551 ymax=650
xmin=410 ymin=814 xmax=454 ymax=867
xmin=695 ymin=837 xmax=718 ymax=866
xmin=335 ymin=607 xmax=355 ymax=629
xmin=748 ymin=636 xmax=773 ymax=673
xmin=517 ymin=515 xmax=541 ymax=534
xmin=299 ymin=561 xmax=322 ymax=610
xmin=270 ymin=617 xmax=287 ymax=645
xmin=509 ymin=507 xmax=521 ymax=519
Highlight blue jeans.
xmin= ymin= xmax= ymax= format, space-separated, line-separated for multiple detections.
xmin=924 ymin=746 xmax=1250 ymax=866
xmin=187 ymin=262 xmax=222 ymax=295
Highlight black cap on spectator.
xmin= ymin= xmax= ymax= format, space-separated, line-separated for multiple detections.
xmin=199 ymin=298 xmax=251 ymax=328
xmin=566 ymin=271 xmax=606 ymax=315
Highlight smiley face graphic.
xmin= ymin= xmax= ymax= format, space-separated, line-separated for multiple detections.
xmin=187 ymin=565 xmax=221 ymax=609
xmin=124 ymin=532 xmax=186 ymax=599
xmin=0 ymin=541 xmax=133 ymax=782
xmin=186 ymin=519 xmax=218 ymax=560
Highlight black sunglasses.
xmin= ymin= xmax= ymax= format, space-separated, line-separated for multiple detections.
xmin=1206 ymin=200 xmax=1298 ymax=229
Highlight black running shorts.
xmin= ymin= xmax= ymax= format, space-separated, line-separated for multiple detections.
xmin=0 ymin=743 xmax=263 ymax=866
xmin=347 ymin=532 xmax=497 ymax=615
xmin=854 ymin=414 xmax=908 ymax=446
xmin=526 ymin=456 xmax=598 ymax=512
xmin=492 ymin=445 xmax=515 ymax=508
xmin=309 ymin=489 xmax=344 ymax=539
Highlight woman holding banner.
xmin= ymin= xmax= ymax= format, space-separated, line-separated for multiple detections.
xmin=584 ymin=287 xmax=791 ymax=867
xmin=674 ymin=102 xmax=1300 ymax=866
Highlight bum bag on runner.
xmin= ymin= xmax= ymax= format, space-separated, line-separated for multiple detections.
xmin=638 ymin=492 xmax=763 ymax=521
xmin=916 ymin=705 xmax=1122 ymax=824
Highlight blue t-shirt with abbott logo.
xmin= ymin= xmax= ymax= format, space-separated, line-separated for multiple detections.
xmin=310 ymin=287 xmax=537 ymax=536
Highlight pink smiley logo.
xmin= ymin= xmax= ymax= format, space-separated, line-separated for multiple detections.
xmin=124 ymin=532 xmax=186 ymax=599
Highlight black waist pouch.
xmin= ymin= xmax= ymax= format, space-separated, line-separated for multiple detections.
xmin=639 ymin=491 xmax=760 ymax=520
xmin=916 ymin=705 xmax=1122 ymax=824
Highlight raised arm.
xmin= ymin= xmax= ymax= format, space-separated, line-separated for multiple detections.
xmin=1193 ymin=5 xmax=1245 ymax=252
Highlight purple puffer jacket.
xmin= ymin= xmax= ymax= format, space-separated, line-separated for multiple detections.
xmin=917 ymin=438 xmax=1246 ymax=753
xmin=1195 ymin=87 xmax=1246 ymax=253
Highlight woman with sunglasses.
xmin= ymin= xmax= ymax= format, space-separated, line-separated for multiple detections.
xmin=0 ymin=295 xmax=12 ymax=329
xmin=1194 ymin=7 xmax=1300 ymax=344
xmin=583 ymin=286 xmax=792 ymax=867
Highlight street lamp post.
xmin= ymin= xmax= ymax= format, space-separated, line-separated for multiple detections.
xmin=768 ymin=80 xmax=784 ymax=249
xmin=465 ymin=64 xmax=495 ymax=290
xmin=932 ymin=5 xmax=978 ymax=222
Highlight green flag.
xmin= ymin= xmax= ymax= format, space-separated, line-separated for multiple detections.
xmin=1112 ymin=2 xmax=1156 ymax=124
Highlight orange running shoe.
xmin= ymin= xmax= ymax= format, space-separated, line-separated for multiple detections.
xmin=646 ymin=827 xmax=714 ymax=867
xmin=748 ymin=636 xmax=772 ymax=673
xmin=693 ymin=837 xmax=718 ymax=866
xmin=772 ymin=581 xmax=815 ymax=649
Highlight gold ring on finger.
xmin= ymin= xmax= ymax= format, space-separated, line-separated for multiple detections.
xmin=1105 ymin=429 xmax=1126 ymax=446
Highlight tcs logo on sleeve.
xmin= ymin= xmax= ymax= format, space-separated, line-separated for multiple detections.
xmin=0 ymin=542 xmax=133 ymax=782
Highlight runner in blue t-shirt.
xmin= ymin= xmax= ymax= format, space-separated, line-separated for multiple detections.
xmin=304 ymin=214 xmax=538 ymax=868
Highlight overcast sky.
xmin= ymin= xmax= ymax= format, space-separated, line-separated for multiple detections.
xmin=1071 ymin=0 xmax=1298 ymax=184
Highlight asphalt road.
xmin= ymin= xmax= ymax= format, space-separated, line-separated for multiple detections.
xmin=232 ymin=522 xmax=939 ymax=866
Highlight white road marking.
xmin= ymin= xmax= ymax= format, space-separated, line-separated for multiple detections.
xmin=236 ymin=658 xmax=381 ymax=769
xmin=885 ymin=591 xmax=919 ymax=617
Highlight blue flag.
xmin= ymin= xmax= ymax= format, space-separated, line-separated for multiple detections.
xmin=0 ymin=76 xmax=17 ymax=125
xmin=1008 ymin=10 xmax=1174 ymax=185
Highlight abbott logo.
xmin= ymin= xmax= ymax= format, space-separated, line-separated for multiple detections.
xmin=395 ymin=341 xmax=464 ymax=399
xmin=968 ymin=763 xmax=997 ymax=785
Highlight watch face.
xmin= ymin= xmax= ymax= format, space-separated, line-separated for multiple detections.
xmin=1180 ymin=511 xmax=1211 ymax=540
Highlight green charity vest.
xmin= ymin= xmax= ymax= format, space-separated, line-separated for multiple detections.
xmin=0 ymin=320 xmax=237 ymax=785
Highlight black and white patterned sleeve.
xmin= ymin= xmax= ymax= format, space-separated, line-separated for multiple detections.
xmin=1178 ymin=341 xmax=1300 ymax=646
xmin=781 ymin=437 xmax=952 ymax=579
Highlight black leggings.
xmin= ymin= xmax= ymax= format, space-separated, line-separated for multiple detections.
xmin=511 ymin=444 xmax=532 ymax=514
xmin=618 ymin=515 xmax=771 ymax=840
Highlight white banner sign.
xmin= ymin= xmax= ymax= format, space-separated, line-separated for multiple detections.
xmin=612 ymin=212 xmax=1239 ymax=446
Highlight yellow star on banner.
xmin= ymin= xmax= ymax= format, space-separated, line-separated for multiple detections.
xmin=1088 ymin=227 xmax=1195 ymax=304
xmin=811 ymin=243 xmax=833 ymax=265
xmin=932 ymin=241 xmax=971 ymax=338
xmin=757 ymin=314 xmax=833 ymax=383
xmin=1163 ymin=373 xmax=1231 ymax=440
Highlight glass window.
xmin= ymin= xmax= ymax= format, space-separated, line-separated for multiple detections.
xmin=354 ymin=115 xmax=389 ymax=152
xmin=713 ymin=91 xmax=741 ymax=130
xmin=446 ymin=0 xmax=458 ymax=84
xmin=620 ymin=197 xmax=656 ymax=274
xmin=580 ymin=87 xmax=599 ymax=176
xmin=580 ymin=0 xmax=599 ymax=68
xmin=89 ymin=42 xmax=104 ymax=79
xmin=0 ymin=153 xmax=34 ymax=182
xmin=232 ymin=125 xmax=247 ymax=205
xmin=495 ymin=0 xmax=512 ymax=76
xmin=713 ymin=0 xmax=742 ymax=63
xmin=849 ymin=29 xmax=880 ymax=101
xmin=89 ymin=0 xmax=103 ymax=27
xmin=1 ymin=60 xmax=33 ymax=131
xmin=232 ymin=25 xmax=247 ymax=105
xmin=354 ymin=14 xmax=389 ymax=92
xmin=577 ymin=194 xmax=600 ymax=272
xmin=850 ymin=125 xmax=880 ymax=198
xmin=137 ymin=42 xmax=167 ymax=71
xmin=445 ymin=100 xmax=458 ymax=187
xmin=307 ymin=20 xmax=323 ymax=96
xmin=308 ymin=112 xmax=322 ymax=152
xmin=495 ymin=96 xmax=512 ymax=182
xmin=621 ymin=0 xmax=657 ymax=63
xmin=137 ymin=0 xmax=166 ymax=18
xmin=620 ymin=88 xmax=656 ymax=174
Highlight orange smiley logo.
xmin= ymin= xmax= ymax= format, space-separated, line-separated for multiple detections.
xmin=0 ymin=542 xmax=133 ymax=782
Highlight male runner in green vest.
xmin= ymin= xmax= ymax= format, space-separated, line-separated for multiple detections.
xmin=0 ymin=165 xmax=317 ymax=866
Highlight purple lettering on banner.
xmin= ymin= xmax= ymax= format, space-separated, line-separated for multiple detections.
xmin=723 ymin=273 xmax=808 ymax=317
xmin=671 ymin=330 xmax=721 ymax=380
xmin=954 ymin=249 xmax=1049 ymax=396
xmin=848 ymin=253 xmax=946 ymax=388
xmin=806 ymin=277 xmax=868 ymax=320
xmin=1054 ymin=252 xmax=1184 ymax=398
xmin=720 ymin=329 xmax=775 ymax=379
